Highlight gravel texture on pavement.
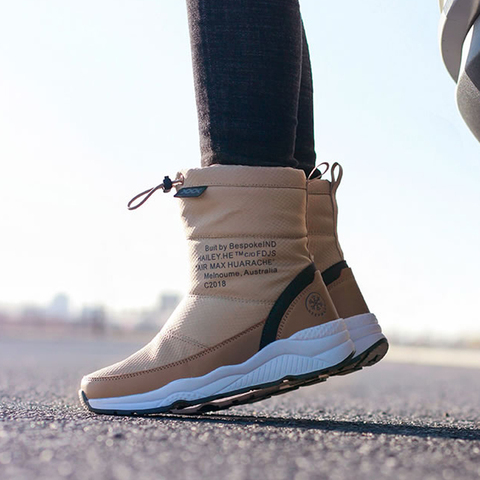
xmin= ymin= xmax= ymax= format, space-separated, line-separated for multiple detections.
xmin=1 ymin=337 xmax=479 ymax=480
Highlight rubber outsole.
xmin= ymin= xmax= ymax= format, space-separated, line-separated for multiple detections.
xmin=332 ymin=338 xmax=389 ymax=376
xmin=79 ymin=350 xmax=355 ymax=416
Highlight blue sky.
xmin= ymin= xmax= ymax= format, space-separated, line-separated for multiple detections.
xmin=1 ymin=1 xmax=479 ymax=339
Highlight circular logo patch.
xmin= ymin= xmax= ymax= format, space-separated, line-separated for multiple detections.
xmin=305 ymin=292 xmax=327 ymax=317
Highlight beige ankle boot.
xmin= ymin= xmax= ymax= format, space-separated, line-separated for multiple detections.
xmin=307 ymin=163 xmax=388 ymax=374
xmin=79 ymin=166 xmax=355 ymax=415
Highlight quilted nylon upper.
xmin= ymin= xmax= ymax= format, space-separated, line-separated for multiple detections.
xmin=84 ymin=166 xmax=313 ymax=381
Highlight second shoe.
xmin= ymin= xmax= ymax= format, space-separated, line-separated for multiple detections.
xmin=307 ymin=162 xmax=388 ymax=374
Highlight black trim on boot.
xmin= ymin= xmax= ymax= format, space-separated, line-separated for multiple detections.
xmin=259 ymin=263 xmax=317 ymax=350
xmin=321 ymin=260 xmax=348 ymax=286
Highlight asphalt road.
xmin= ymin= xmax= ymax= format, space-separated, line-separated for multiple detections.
xmin=1 ymin=337 xmax=479 ymax=480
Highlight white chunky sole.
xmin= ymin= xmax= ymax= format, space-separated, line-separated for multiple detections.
xmin=332 ymin=312 xmax=388 ymax=376
xmin=81 ymin=318 xmax=354 ymax=415
xmin=345 ymin=313 xmax=386 ymax=358
xmin=172 ymin=313 xmax=389 ymax=414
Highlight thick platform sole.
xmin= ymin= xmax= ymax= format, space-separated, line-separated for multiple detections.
xmin=174 ymin=313 xmax=388 ymax=415
xmin=171 ymin=371 xmax=329 ymax=415
xmin=79 ymin=318 xmax=355 ymax=415
xmin=332 ymin=313 xmax=389 ymax=376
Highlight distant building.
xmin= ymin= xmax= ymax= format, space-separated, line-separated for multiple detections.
xmin=20 ymin=305 xmax=46 ymax=325
xmin=158 ymin=293 xmax=181 ymax=313
xmin=47 ymin=293 xmax=70 ymax=321
xmin=135 ymin=292 xmax=181 ymax=331
xmin=157 ymin=292 xmax=181 ymax=323
xmin=80 ymin=306 xmax=106 ymax=334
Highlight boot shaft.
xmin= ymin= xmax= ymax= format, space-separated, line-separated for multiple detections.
xmin=307 ymin=163 xmax=369 ymax=319
xmin=176 ymin=165 xmax=313 ymax=303
xmin=306 ymin=163 xmax=344 ymax=273
xmin=141 ymin=165 xmax=339 ymax=362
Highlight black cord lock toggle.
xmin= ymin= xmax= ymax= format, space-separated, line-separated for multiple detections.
xmin=127 ymin=173 xmax=184 ymax=210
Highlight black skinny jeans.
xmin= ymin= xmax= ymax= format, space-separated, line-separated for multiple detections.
xmin=186 ymin=0 xmax=316 ymax=175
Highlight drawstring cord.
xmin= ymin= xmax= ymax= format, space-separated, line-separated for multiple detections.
xmin=127 ymin=162 xmax=341 ymax=210
xmin=308 ymin=162 xmax=330 ymax=180
xmin=127 ymin=174 xmax=184 ymax=210
xmin=307 ymin=162 xmax=343 ymax=192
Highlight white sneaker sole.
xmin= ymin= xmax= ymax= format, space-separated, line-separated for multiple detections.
xmin=173 ymin=313 xmax=388 ymax=415
xmin=332 ymin=313 xmax=388 ymax=376
xmin=80 ymin=318 xmax=354 ymax=415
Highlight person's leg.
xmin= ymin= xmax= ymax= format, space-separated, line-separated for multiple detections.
xmin=294 ymin=23 xmax=316 ymax=175
xmin=187 ymin=0 xmax=303 ymax=169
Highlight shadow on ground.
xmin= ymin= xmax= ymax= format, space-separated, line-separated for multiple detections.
xmin=93 ymin=411 xmax=480 ymax=441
